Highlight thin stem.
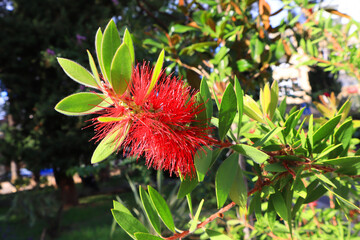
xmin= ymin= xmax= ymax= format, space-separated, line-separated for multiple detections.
xmin=164 ymin=202 xmax=236 ymax=240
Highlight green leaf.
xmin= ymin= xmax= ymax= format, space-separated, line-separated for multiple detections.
xmin=148 ymin=186 xmax=175 ymax=232
xmin=272 ymin=191 xmax=288 ymax=220
xmin=87 ymin=50 xmax=101 ymax=86
xmin=170 ymin=24 xmax=198 ymax=34
xmin=292 ymin=177 xmax=307 ymax=199
xmin=231 ymin=144 xmax=269 ymax=164
xmin=243 ymin=95 xmax=265 ymax=123
xmin=57 ymin=58 xmax=98 ymax=88
xmin=215 ymin=153 xmax=238 ymax=208
xmin=177 ymin=175 xmax=198 ymax=199
xmin=194 ymin=147 xmax=213 ymax=182
xmin=315 ymin=144 xmax=343 ymax=160
xmin=218 ymin=83 xmax=237 ymax=140
xmin=229 ymin=167 xmax=247 ymax=210
xmin=250 ymin=37 xmax=264 ymax=63
xmin=206 ymin=229 xmax=233 ymax=240
xmin=264 ymin=162 xmax=287 ymax=172
xmin=236 ymin=59 xmax=253 ymax=72
xmin=278 ymin=97 xmax=287 ymax=118
xmin=304 ymin=181 xmax=326 ymax=203
xmin=147 ymin=49 xmax=165 ymax=95
xmin=110 ymin=43 xmax=133 ymax=95
xmin=313 ymin=115 xmax=341 ymax=145
xmin=91 ymin=125 xmax=129 ymax=163
xmin=253 ymin=127 xmax=282 ymax=147
xmin=113 ymin=200 xmax=132 ymax=215
xmin=234 ymin=77 xmax=243 ymax=136
xmin=95 ymin=28 xmax=105 ymax=76
xmin=102 ymin=19 xmax=121 ymax=81
xmin=334 ymin=119 xmax=353 ymax=157
xmin=123 ymin=28 xmax=135 ymax=64
xmin=321 ymin=156 xmax=360 ymax=166
xmin=269 ymin=80 xmax=279 ymax=120
xmin=55 ymin=92 xmax=108 ymax=116
xmin=189 ymin=199 xmax=204 ymax=232
xmin=134 ymin=233 xmax=163 ymax=240
xmin=267 ymin=197 xmax=276 ymax=232
xmin=112 ymin=210 xmax=148 ymax=239
xmin=322 ymin=184 xmax=360 ymax=211
xmin=200 ymin=78 xmax=212 ymax=124
xmin=283 ymin=110 xmax=299 ymax=136
xmin=139 ymin=186 xmax=161 ymax=235
xmin=315 ymin=173 xmax=336 ymax=189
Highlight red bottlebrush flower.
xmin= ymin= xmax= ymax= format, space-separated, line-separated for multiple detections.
xmin=92 ymin=62 xmax=216 ymax=177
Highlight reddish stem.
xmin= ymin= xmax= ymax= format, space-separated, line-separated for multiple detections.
xmin=164 ymin=202 xmax=236 ymax=240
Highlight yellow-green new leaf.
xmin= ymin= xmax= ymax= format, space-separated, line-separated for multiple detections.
xmin=243 ymin=95 xmax=265 ymax=123
xmin=57 ymin=58 xmax=98 ymax=89
xmin=55 ymin=92 xmax=108 ymax=116
xmin=87 ymin=50 xmax=101 ymax=86
xmin=91 ymin=125 xmax=129 ymax=164
xmin=147 ymin=49 xmax=165 ymax=95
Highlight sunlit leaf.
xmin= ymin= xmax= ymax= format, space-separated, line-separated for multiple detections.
xmin=57 ymin=58 xmax=98 ymax=88
xmin=148 ymin=186 xmax=175 ymax=232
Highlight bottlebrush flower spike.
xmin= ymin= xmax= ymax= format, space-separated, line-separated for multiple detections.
xmin=92 ymin=62 xmax=216 ymax=177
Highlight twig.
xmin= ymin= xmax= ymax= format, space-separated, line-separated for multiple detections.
xmin=164 ymin=202 xmax=236 ymax=240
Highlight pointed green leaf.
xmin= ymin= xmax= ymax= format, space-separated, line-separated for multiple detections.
xmin=234 ymin=77 xmax=243 ymax=135
xmin=313 ymin=115 xmax=341 ymax=145
xmin=269 ymin=80 xmax=278 ymax=119
xmin=87 ymin=50 xmax=101 ymax=86
xmin=194 ymin=147 xmax=213 ymax=182
xmin=292 ymin=177 xmax=307 ymax=199
xmin=322 ymin=184 xmax=360 ymax=211
xmin=264 ymin=162 xmax=287 ymax=172
xmin=189 ymin=199 xmax=204 ymax=232
xmin=102 ymin=19 xmax=121 ymax=81
xmin=200 ymin=78 xmax=213 ymax=124
xmin=206 ymin=229 xmax=233 ymax=240
xmin=253 ymin=127 xmax=282 ymax=147
xmin=243 ymin=95 xmax=265 ymax=123
xmin=315 ymin=173 xmax=336 ymax=189
xmin=304 ymin=181 xmax=326 ymax=203
xmin=112 ymin=210 xmax=148 ymax=239
xmin=321 ymin=156 xmax=360 ymax=166
xmin=272 ymin=191 xmax=288 ymax=220
xmin=123 ymin=28 xmax=135 ymax=64
xmin=57 ymin=58 xmax=98 ymax=88
xmin=229 ymin=167 xmax=247 ymax=210
xmin=231 ymin=144 xmax=269 ymax=164
xmin=95 ymin=28 xmax=105 ymax=76
xmin=148 ymin=186 xmax=175 ymax=232
xmin=260 ymin=83 xmax=271 ymax=115
xmin=315 ymin=144 xmax=343 ymax=160
xmin=139 ymin=186 xmax=161 ymax=235
xmin=55 ymin=92 xmax=108 ymax=116
xmin=215 ymin=153 xmax=239 ymax=208
xmin=110 ymin=43 xmax=133 ymax=95
xmin=134 ymin=233 xmax=163 ymax=240
xmin=177 ymin=175 xmax=198 ymax=199
xmin=113 ymin=200 xmax=132 ymax=215
xmin=219 ymin=83 xmax=237 ymax=140
xmin=91 ymin=125 xmax=129 ymax=163
xmin=267 ymin=196 xmax=276 ymax=231
xmin=147 ymin=49 xmax=164 ymax=95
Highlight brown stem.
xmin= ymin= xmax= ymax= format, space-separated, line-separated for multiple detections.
xmin=164 ymin=202 xmax=236 ymax=240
